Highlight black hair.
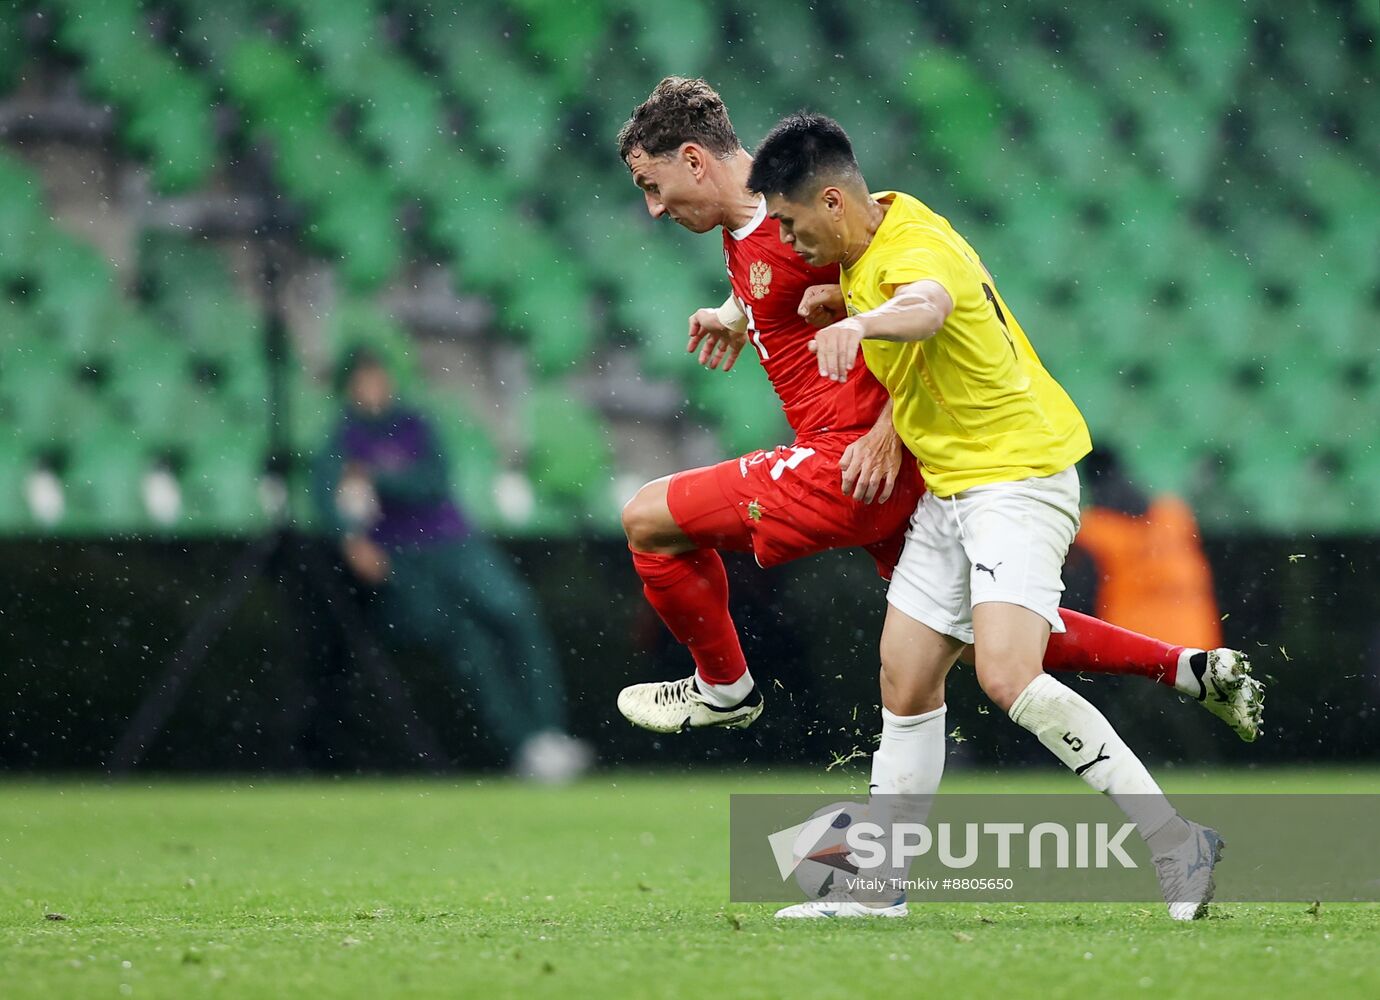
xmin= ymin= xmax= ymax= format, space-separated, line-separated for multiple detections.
xmin=747 ymin=112 xmax=864 ymax=199
xmin=334 ymin=346 xmax=387 ymax=396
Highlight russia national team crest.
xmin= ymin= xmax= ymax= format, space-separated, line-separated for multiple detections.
xmin=749 ymin=261 xmax=772 ymax=299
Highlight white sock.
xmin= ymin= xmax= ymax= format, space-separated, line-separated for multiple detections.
xmin=694 ymin=668 xmax=755 ymax=707
xmin=870 ymin=705 xmax=947 ymax=797
xmin=1008 ymin=674 xmax=1181 ymax=844
xmin=1172 ymin=648 xmax=1207 ymax=697
xmin=868 ymin=705 xmax=947 ymax=894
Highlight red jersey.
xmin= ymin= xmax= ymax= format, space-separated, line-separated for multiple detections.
xmin=722 ymin=200 xmax=889 ymax=438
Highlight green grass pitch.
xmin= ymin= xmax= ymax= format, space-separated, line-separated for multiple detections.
xmin=2 ymin=768 xmax=1377 ymax=999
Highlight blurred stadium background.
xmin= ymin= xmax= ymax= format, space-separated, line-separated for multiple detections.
xmin=0 ymin=0 xmax=1376 ymax=773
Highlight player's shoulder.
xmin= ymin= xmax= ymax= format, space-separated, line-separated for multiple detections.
xmin=873 ymin=193 xmax=973 ymax=268
xmin=877 ymin=189 xmax=944 ymax=222
xmin=726 ymin=211 xmax=784 ymax=254
xmin=876 ymin=191 xmax=951 ymax=242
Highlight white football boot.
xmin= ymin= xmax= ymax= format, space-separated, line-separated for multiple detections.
xmin=616 ymin=674 xmax=763 ymax=733
xmin=1177 ymin=648 xmax=1265 ymax=742
xmin=1152 ymin=821 xmax=1224 ymax=921
xmin=775 ymin=889 xmax=909 ymax=919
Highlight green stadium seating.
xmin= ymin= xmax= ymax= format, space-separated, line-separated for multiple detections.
xmin=0 ymin=433 xmax=30 ymax=531
xmin=0 ymin=0 xmax=1373 ymax=536
xmin=689 ymin=366 xmax=790 ymax=458
xmin=286 ymin=0 xmax=378 ymax=84
xmin=0 ymin=154 xmax=46 ymax=282
xmin=1160 ymin=2 xmax=1248 ymax=102
xmin=285 ymin=372 xmax=337 ymax=459
xmin=325 ymin=302 xmax=421 ymax=386
xmin=1 ymin=338 xmax=72 ymax=447
xmin=219 ymin=36 xmax=402 ymax=288
xmin=30 ymin=232 xmax=117 ymax=358
xmin=180 ymin=430 xmax=266 ymax=533
xmin=51 ymin=0 xmax=217 ymax=191
xmin=108 ymin=334 xmax=197 ymax=450
xmin=524 ymin=382 xmax=615 ymax=530
xmin=629 ymin=0 xmax=714 ymax=80
xmin=901 ymin=48 xmax=1004 ymax=180
xmin=422 ymin=389 xmax=500 ymax=527
xmin=509 ymin=0 xmax=607 ymax=95
xmin=64 ymin=427 xmax=149 ymax=534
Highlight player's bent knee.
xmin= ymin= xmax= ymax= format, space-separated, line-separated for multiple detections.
xmin=621 ymin=481 xmax=688 ymax=554
xmin=878 ymin=652 xmax=945 ymax=716
xmin=974 ymin=663 xmax=1039 ymax=714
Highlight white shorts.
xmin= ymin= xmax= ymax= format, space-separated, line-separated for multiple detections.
xmin=886 ymin=466 xmax=1081 ymax=644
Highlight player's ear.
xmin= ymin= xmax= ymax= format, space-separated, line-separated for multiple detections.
xmin=681 ymin=143 xmax=707 ymax=178
xmin=822 ymin=186 xmax=845 ymax=219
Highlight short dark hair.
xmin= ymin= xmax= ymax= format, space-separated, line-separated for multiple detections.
xmin=335 ymin=346 xmax=387 ymax=395
xmin=747 ymin=112 xmax=863 ymax=199
xmin=617 ymin=76 xmax=742 ymax=161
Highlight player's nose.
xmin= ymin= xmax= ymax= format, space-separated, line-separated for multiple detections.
xmin=645 ymin=193 xmax=666 ymax=220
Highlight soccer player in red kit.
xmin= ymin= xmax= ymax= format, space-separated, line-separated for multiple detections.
xmin=613 ymin=77 xmax=1263 ymax=740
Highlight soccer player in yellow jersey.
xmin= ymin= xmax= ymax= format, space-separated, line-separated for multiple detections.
xmin=749 ymin=113 xmax=1223 ymax=921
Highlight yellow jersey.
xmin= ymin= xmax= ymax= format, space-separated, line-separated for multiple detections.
xmin=841 ymin=191 xmax=1091 ymax=497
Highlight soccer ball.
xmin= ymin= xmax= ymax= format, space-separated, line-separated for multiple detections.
xmin=791 ymin=800 xmax=869 ymax=898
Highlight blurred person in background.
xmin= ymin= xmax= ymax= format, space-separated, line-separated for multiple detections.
xmin=1067 ymin=447 xmax=1223 ymax=652
xmin=314 ymin=349 xmax=592 ymax=783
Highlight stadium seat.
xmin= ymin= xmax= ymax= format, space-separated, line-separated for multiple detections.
xmin=0 ymin=153 xmax=46 ymax=283
xmin=1 ymin=338 xmax=74 ymax=447
xmin=901 ymin=48 xmax=1004 ymax=176
xmin=630 ymin=1 xmax=713 ymax=79
xmin=524 ymin=382 xmax=615 ymax=528
xmin=353 ymin=58 xmax=447 ymax=189
xmin=0 ymin=433 xmax=32 ymax=531
xmin=509 ymin=0 xmax=607 ymax=93
xmin=180 ymin=432 xmax=267 ymax=534
xmin=64 ymin=428 xmax=150 ymax=534
xmin=688 ymin=366 xmax=790 ymax=458
xmin=1160 ymin=2 xmax=1247 ymax=101
xmin=218 ymin=37 xmax=402 ymax=289
xmin=512 ymin=263 xmax=597 ymax=373
xmin=420 ymin=16 xmax=558 ymax=186
xmin=422 ymin=389 xmax=501 ymax=528
xmin=31 ymin=233 xmax=118 ymax=358
xmin=286 ymin=0 xmax=380 ymax=83
xmin=51 ymin=0 xmax=218 ymax=191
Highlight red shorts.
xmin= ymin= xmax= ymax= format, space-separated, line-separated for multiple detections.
xmin=666 ymin=433 xmax=926 ymax=578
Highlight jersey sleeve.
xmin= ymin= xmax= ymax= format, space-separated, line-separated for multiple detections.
xmin=875 ymin=230 xmax=976 ymax=304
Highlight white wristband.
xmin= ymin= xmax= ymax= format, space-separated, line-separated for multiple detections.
xmin=715 ymin=294 xmax=749 ymax=334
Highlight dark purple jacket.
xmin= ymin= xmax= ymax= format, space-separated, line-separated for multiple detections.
xmin=326 ymin=407 xmax=470 ymax=549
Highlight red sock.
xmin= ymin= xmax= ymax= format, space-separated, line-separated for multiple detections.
xmin=1044 ymin=609 xmax=1184 ymax=687
xmin=631 ymin=548 xmax=747 ymax=685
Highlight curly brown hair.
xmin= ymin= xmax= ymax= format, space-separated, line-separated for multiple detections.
xmin=617 ymin=77 xmax=742 ymax=162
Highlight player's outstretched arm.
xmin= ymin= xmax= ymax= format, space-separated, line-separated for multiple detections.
xmin=810 ymin=281 xmax=953 ymax=381
xmin=855 ymin=280 xmax=953 ymax=342
xmin=838 ymin=398 xmax=902 ymax=504
xmin=687 ymin=296 xmax=749 ymax=372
